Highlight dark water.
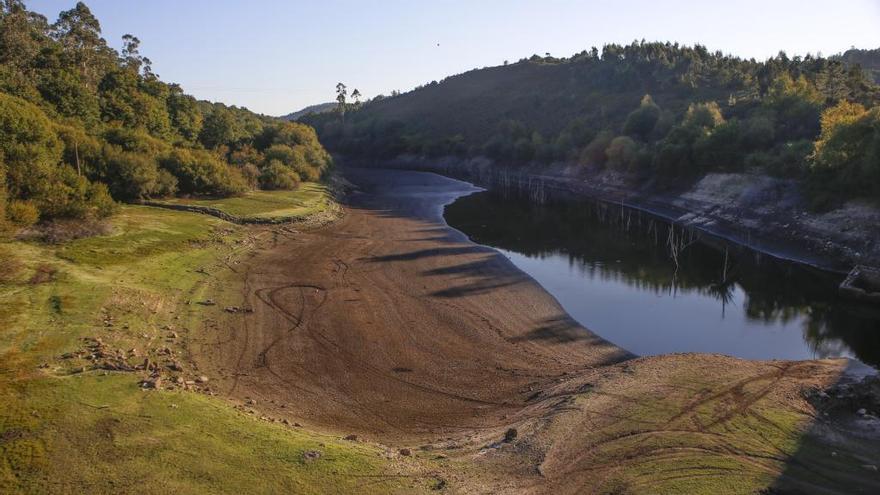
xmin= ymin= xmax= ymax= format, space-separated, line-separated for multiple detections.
xmin=445 ymin=191 xmax=880 ymax=367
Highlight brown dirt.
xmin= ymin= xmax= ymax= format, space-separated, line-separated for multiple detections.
xmin=188 ymin=168 xmax=878 ymax=494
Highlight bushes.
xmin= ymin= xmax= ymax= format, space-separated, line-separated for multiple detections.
xmin=810 ymin=102 xmax=880 ymax=199
xmin=160 ymin=148 xmax=247 ymax=197
xmin=623 ymin=95 xmax=661 ymax=140
xmin=605 ymin=136 xmax=640 ymax=172
xmin=259 ymin=160 xmax=300 ymax=190
xmin=7 ymin=199 xmax=38 ymax=226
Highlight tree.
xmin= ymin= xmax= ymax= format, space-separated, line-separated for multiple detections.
xmin=351 ymin=88 xmax=362 ymax=107
xmin=336 ymin=82 xmax=347 ymax=124
xmin=623 ymin=95 xmax=661 ymax=140
xmin=51 ymin=2 xmax=113 ymax=89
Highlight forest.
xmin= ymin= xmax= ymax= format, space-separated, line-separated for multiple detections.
xmin=0 ymin=1 xmax=331 ymax=230
xmin=305 ymin=41 xmax=880 ymax=206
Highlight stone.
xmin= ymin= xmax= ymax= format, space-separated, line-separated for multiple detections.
xmin=399 ymin=448 xmax=412 ymax=456
xmin=344 ymin=434 xmax=358 ymax=441
xmin=857 ymin=408 xmax=867 ymax=416
xmin=503 ymin=428 xmax=518 ymax=443
xmin=302 ymin=450 xmax=322 ymax=461
xmin=862 ymin=464 xmax=878 ymax=472
xmin=196 ymin=376 xmax=209 ymax=384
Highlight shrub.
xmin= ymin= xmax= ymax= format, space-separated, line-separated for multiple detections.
xmin=605 ymin=136 xmax=639 ymax=172
xmin=259 ymin=160 xmax=300 ymax=190
xmin=579 ymin=130 xmax=614 ymax=167
xmin=7 ymin=200 xmax=39 ymax=226
xmin=684 ymin=101 xmax=725 ymax=129
xmin=160 ymin=148 xmax=248 ymax=197
xmin=623 ymin=95 xmax=661 ymax=140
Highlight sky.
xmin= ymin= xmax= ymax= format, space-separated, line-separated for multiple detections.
xmin=28 ymin=0 xmax=880 ymax=116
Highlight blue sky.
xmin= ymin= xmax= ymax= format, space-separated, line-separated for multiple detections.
xmin=28 ymin=0 xmax=880 ymax=116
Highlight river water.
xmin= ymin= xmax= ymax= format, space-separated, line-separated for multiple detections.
xmin=444 ymin=190 xmax=880 ymax=367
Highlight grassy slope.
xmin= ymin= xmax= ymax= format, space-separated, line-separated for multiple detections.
xmin=0 ymin=201 xmax=425 ymax=494
xmin=157 ymin=183 xmax=334 ymax=221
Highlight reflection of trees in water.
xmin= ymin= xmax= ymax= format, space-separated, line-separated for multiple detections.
xmin=446 ymin=191 xmax=880 ymax=367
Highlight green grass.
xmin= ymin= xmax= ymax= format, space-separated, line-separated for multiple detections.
xmin=157 ymin=183 xmax=333 ymax=222
xmin=0 ymin=203 xmax=424 ymax=494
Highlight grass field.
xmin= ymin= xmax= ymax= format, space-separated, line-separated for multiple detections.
xmin=0 ymin=201 xmax=427 ymax=494
xmin=156 ymin=183 xmax=334 ymax=222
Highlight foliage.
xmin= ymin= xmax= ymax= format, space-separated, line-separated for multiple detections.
xmin=0 ymin=1 xmax=330 ymax=225
xmin=305 ymin=41 xmax=880 ymax=202
xmin=810 ymin=101 xmax=880 ymax=199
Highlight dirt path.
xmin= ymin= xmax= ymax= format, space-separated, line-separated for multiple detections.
xmin=190 ymin=168 xmax=878 ymax=494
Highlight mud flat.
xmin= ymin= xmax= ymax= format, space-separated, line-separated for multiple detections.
xmin=192 ymin=168 xmax=880 ymax=494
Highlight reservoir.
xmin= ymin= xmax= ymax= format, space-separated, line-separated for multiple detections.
xmin=445 ymin=190 xmax=880 ymax=367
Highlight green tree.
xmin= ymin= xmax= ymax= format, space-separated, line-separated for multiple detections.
xmin=623 ymin=95 xmax=661 ymax=140
xmin=336 ymin=82 xmax=347 ymax=123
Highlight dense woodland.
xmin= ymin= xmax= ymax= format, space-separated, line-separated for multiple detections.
xmin=0 ymin=1 xmax=331 ymax=228
xmin=305 ymin=42 xmax=880 ymax=206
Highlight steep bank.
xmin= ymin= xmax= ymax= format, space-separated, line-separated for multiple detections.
xmin=345 ymin=155 xmax=880 ymax=272
xmin=191 ymin=168 xmax=879 ymax=494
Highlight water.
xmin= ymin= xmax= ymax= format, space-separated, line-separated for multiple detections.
xmin=444 ymin=191 xmax=880 ymax=367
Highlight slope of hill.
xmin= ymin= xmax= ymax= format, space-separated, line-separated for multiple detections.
xmin=304 ymin=42 xmax=880 ymax=204
xmin=0 ymin=1 xmax=331 ymax=230
xmin=835 ymin=47 xmax=880 ymax=83
xmin=281 ymin=101 xmax=336 ymax=121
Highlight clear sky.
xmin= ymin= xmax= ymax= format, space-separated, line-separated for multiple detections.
xmin=28 ymin=0 xmax=880 ymax=116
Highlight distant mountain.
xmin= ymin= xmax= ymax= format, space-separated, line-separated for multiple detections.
xmin=281 ymin=102 xmax=336 ymax=121
xmin=834 ymin=48 xmax=880 ymax=83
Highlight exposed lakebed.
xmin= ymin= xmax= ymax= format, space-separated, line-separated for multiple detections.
xmin=445 ymin=190 xmax=880 ymax=367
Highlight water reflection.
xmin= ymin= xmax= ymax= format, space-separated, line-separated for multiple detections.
xmin=445 ymin=191 xmax=880 ymax=367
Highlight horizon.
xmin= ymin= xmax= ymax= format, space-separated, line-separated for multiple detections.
xmin=27 ymin=0 xmax=880 ymax=115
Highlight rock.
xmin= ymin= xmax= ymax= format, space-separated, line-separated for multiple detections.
xmin=196 ymin=376 xmax=209 ymax=384
xmin=175 ymin=376 xmax=185 ymax=385
xmin=302 ymin=450 xmax=322 ymax=461
xmin=503 ymin=428 xmax=518 ymax=443
xmin=399 ymin=448 xmax=412 ymax=456
xmin=198 ymin=299 xmax=216 ymax=306
xmin=246 ymin=398 xmax=257 ymax=405
xmin=168 ymin=332 xmax=178 ymax=339
xmin=344 ymin=434 xmax=358 ymax=441
xmin=168 ymin=361 xmax=183 ymax=372
xmin=143 ymin=376 xmax=162 ymax=389
xmin=862 ymin=464 xmax=878 ymax=472
xmin=293 ymin=422 xmax=302 ymax=427
xmin=857 ymin=408 xmax=867 ymax=416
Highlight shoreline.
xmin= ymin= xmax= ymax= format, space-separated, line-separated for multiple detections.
xmin=190 ymin=167 xmax=878 ymax=493
xmin=342 ymin=155 xmax=880 ymax=274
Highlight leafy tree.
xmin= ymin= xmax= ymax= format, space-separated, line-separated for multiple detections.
xmin=684 ymin=101 xmax=725 ymax=129
xmin=259 ymin=159 xmax=299 ymax=190
xmin=159 ymin=148 xmax=247 ymax=197
xmin=605 ymin=136 xmax=639 ymax=171
xmin=623 ymin=95 xmax=661 ymax=140
xmin=199 ymin=106 xmax=241 ymax=148
xmin=336 ymin=82 xmax=347 ymax=123
xmin=811 ymin=101 xmax=880 ymax=197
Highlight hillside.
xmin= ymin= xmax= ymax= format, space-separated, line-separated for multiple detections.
xmin=0 ymin=1 xmax=331 ymax=231
xmin=305 ymin=42 xmax=880 ymax=204
xmin=281 ymin=101 xmax=336 ymax=121
xmin=836 ymin=47 xmax=880 ymax=83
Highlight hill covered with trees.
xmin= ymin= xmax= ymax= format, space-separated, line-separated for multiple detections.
xmin=0 ymin=1 xmax=331 ymax=229
xmin=836 ymin=47 xmax=880 ymax=83
xmin=305 ymin=42 xmax=880 ymax=205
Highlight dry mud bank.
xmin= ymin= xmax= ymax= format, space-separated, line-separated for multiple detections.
xmin=189 ymin=168 xmax=879 ymax=494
